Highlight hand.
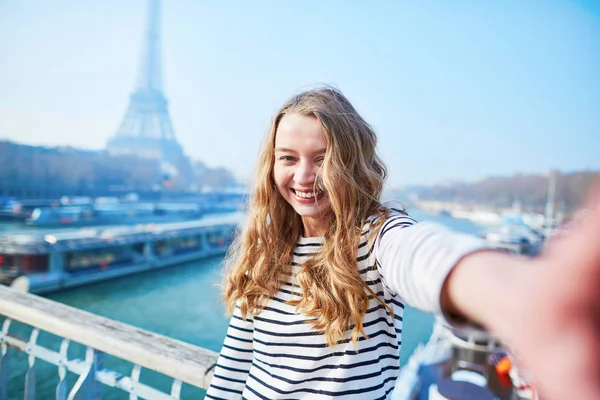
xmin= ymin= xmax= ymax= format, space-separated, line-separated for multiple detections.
xmin=494 ymin=184 xmax=600 ymax=400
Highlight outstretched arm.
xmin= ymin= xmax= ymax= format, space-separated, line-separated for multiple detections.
xmin=442 ymin=186 xmax=600 ymax=400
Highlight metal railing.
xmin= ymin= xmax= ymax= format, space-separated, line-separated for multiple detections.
xmin=0 ymin=285 xmax=219 ymax=399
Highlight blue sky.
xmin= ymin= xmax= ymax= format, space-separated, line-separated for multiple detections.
xmin=0 ymin=0 xmax=598 ymax=186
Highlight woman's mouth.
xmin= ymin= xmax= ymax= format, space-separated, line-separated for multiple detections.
xmin=291 ymin=188 xmax=325 ymax=202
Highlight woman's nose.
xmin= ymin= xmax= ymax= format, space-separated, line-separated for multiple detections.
xmin=295 ymin=161 xmax=317 ymax=185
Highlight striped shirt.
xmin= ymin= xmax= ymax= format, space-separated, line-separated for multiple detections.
xmin=206 ymin=213 xmax=488 ymax=399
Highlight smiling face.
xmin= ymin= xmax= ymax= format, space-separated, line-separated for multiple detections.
xmin=273 ymin=113 xmax=332 ymax=237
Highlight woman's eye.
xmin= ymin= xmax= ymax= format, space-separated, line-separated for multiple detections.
xmin=279 ymin=156 xmax=295 ymax=162
xmin=316 ymin=157 xmax=325 ymax=164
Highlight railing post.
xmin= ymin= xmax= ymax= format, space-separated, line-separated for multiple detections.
xmin=170 ymin=379 xmax=182 ymax=399
xmin=24 ymin=328 xmax=40 ymax=400
xmin=0 ymin=319 xmax=12 ymax=400
xmin=68 ymin=347 xmax=103 ymax=400
xmin=56 ymin=338 xmax=71 ymax=400
xmin=129 ymin=364 xmax=142 ymax=400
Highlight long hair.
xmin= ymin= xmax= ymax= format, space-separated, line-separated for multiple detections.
xmin=223 ymin=86 xmax=392 ymax=346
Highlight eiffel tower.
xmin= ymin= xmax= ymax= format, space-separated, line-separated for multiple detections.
xmin=107 ymin=0 xmax=195 ymax=189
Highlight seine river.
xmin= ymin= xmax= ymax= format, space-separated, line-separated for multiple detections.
xmin=2 ymin=210 xmax=483 ymax=399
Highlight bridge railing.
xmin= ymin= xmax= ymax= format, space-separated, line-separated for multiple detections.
xmin=0 ymin=285 xmax=219 ymax=399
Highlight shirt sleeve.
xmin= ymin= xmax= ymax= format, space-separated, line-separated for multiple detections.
xmin=205 ymin=305 xmax=254 ymax=399
xmin=375 ymin=215 xmax=490 ymax=316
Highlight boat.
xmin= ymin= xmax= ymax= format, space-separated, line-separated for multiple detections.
xmin=26 ymin=202 xmax=207 ymax=226
xmin=0 ymin=213 xmax=243 ymax=294
xmin=0 ymin=191 xmax=247 ymax=227
xmin=451 ymin=210 xmax=503 ymax=226
xmin=480 ymin=217 xmax=544 ymax=256
xmin=481 ymin=173 xmax=559 ymax=256
xmin=0 ymin=197 xmax=30 ymax=221
xmin=392 ymin=319 xmax=537 ymax=400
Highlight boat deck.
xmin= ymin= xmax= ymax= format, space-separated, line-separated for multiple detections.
xmin=416 ymin=345 xmax=517 ymax=400
xmin=0 ymin=212 xmax=243 ymax=254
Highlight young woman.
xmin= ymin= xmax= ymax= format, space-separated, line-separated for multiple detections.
xmin=206 ymin=87 xmax=600 ymax=400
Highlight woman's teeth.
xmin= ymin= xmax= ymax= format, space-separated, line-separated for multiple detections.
xmin=294 ymin=190 xmax=321 ymax=199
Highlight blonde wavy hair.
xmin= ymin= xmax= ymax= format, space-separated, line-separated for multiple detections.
xmin=223 ymin=86 xmax=394 ymax=346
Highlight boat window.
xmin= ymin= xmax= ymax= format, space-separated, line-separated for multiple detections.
xmin=206 ymin=229 xmax=233 ymax=248
xmin=152 ymin=235 xmax=203 ymax=257
xmin=0 ymin=254 xmax=49 ymax=273
xmin=64 ymin=246 xmax=138 ymax=272
xmin=132 ymin=243 xmax=145 ymax=255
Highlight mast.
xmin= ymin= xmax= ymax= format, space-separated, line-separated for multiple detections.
xmin=544 ymin=172 xmax=556 ymax=238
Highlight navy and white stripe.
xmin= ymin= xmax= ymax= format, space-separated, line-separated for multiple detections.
xmin=206 ymin=213 xmax=488 ymax=399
